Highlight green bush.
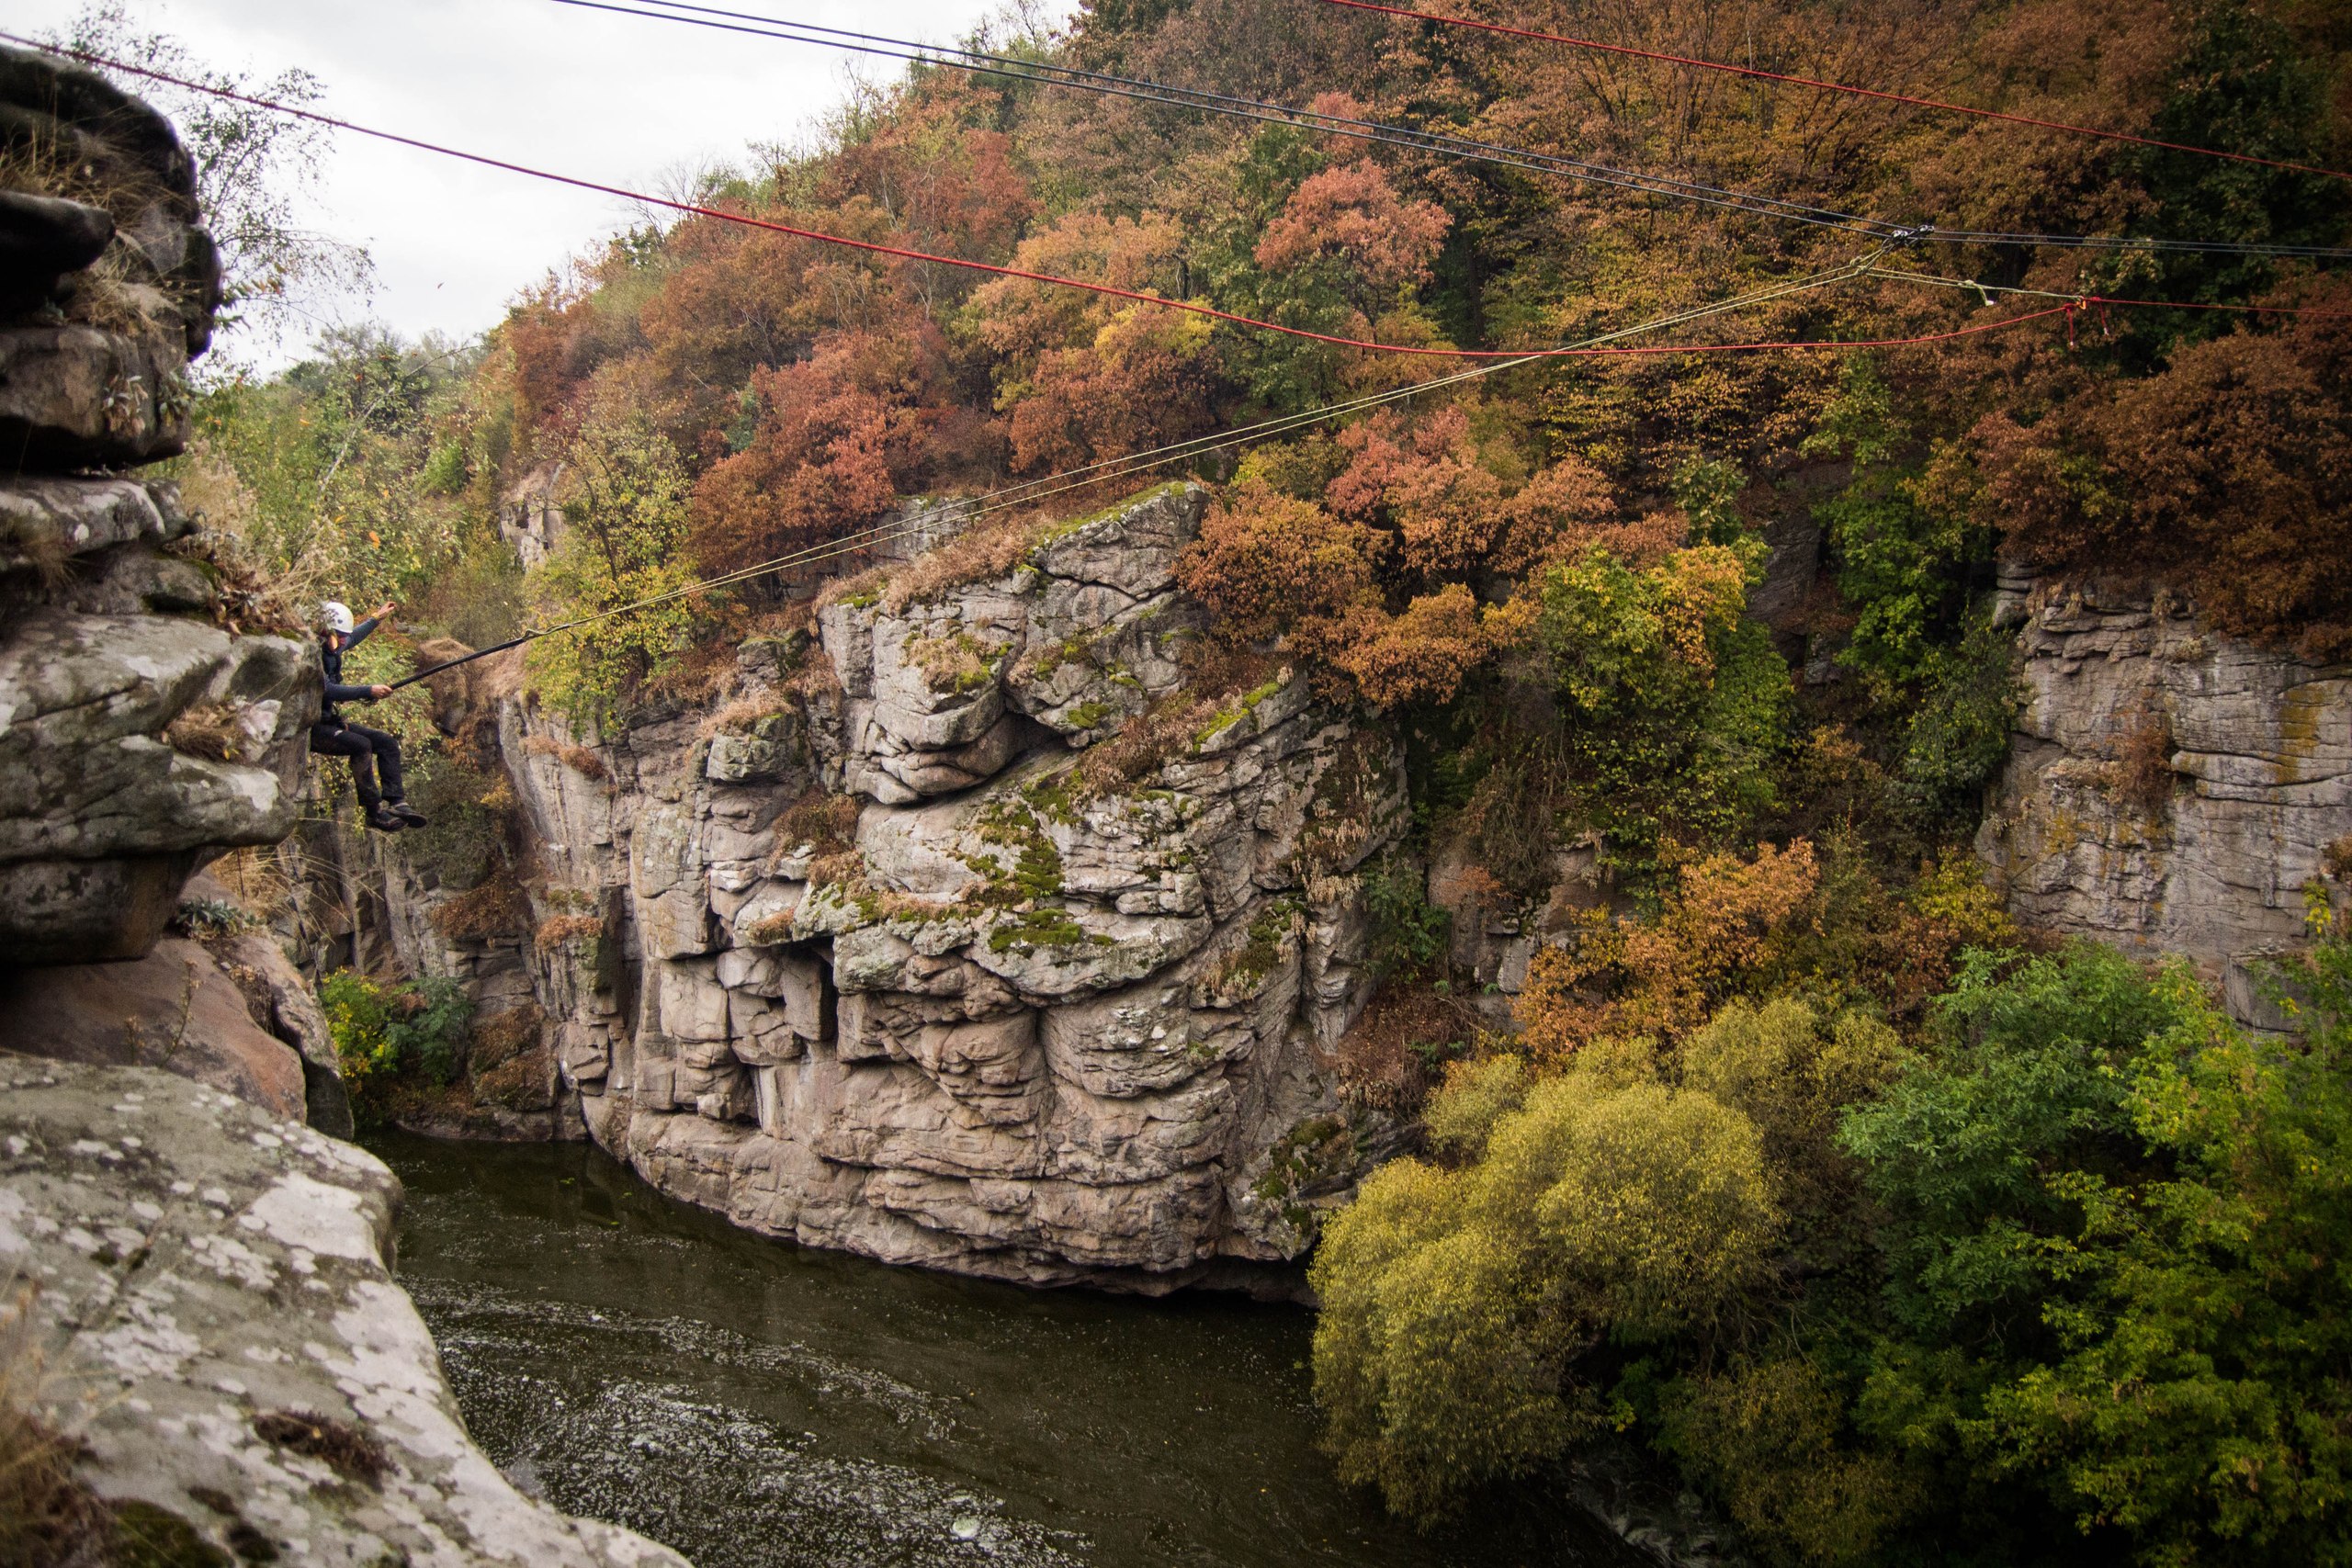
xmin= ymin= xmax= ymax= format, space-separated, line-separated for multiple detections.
xmin=390 ymin=976 xmax=473 ymax=1085
xmin=1895 ymin=610 xmax=2020 ymax=829
xmin=319 ymin=970 xmax=396 ymax=1100
xmin=1535 ymin=541 xmax=1790 ymax=880
xmin=1312 ymin=1043 xmax=1786 ymax=1522
xmin=1362 ymin=854 xmax=1450 ymax=978
xmin=1839 ymin=927 xmax=2352 ymax=1564
xmin=524 ymin=412 xmax=703 ymax=728
xmin=319 ymin=970 xmax=475 ymax=1127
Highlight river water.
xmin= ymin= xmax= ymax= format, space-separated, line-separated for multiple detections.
xmin=378 ymin=1134 xmax=1646 ymax=1568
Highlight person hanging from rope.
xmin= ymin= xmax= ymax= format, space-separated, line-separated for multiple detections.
xmin=312 ymin=600 xmax=428 ymax=833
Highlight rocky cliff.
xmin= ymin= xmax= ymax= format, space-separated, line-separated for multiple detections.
xmin=0 ymin=53 xmax=695 ymax=1562
xmin=1978 ymin=569 xmax=2352 ymax=1023
xmin=372 ymin=485 xmax=1407 ymax=1289
xmin=0 ymin=43 xmax=312 ymax=964
xmin=0 ymin=42 xmax=349 ymax=1132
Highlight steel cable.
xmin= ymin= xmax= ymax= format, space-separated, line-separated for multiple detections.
xmin=580 ymin=0 xmax=2352 ymax=260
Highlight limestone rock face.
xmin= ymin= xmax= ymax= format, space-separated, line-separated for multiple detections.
xmin=814 ymin=482 xmax=1206 ymax=803
xmin=0 ymin=46 xmax=316 ymax=965
xmin=0 ymin=1058 xmax=687 ymax=1568
xmin=1978 ymin=570 xmax=2352 ymax=1023
xmin=389 ymin=485 xmax=1407 ymax=1288
xmin=0 ymin=491 xmax=318 ymax=963
xmin=0 ymin=868 xmax=356 ymax=1134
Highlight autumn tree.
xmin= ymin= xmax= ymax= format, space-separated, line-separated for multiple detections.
xmin=527 ymin=410 xmax=701 ymax=725
xmin=964 ymin=211 xmax=1223 ymax=473
xmin=689 ymin=324 xmax=989 ymax=581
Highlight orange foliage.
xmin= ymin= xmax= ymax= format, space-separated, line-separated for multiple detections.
xmin=1519 ymin=840 xmax=1821 ymax=1059
xmin=1498 ymin=461 xmax=1681 ymax=574
xmin=690 ymin=326 xmax=989 ymax=577
xmin=969 ymin=211 xmax=1218 ymax=474
xmin=1306 ymin=585 xmax=1497 ymax=708
xmin=1327 ymin=408 xmax=1505 ymax=580
xmin=638 ymin=217 xmax=842 ymax=410
xmin=968 ymin=211 xmax=1190 ymax=358
xmin=1176 ymin=484 xmax=1385 ymax=643
xmin=1973 ymin=283 xmax=2352 ymax=658
xmin=1255 ymin=160 xmax=1450 ymax=299
xmin=820 ymin=88 xmax=1034 ymax=269
xmin=1005 ymin=309 xmax=1220 ymax=474
xmin=1178 ymin=401 xmax=1676 ymax=705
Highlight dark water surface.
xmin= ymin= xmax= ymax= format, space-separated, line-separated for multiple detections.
xmin=377 ymin=1134 xmax=1642 ymax=1568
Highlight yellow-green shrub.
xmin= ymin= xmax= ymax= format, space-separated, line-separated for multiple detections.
xmin=1311 ymin=1055 xmax=1781 ymax=1521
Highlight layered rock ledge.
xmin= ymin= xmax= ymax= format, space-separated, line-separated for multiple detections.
xmin=1 ymin=42 xmax=315 ymax=964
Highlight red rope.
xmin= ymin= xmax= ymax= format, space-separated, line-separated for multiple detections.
xmin=1317 ymin=0 xmax=2352 ymax=186
xmin=8 ymin=36 xmax=2335 ymax=367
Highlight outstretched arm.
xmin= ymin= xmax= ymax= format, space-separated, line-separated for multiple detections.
xmin=342 ymin=602 xmax=397 ymax=651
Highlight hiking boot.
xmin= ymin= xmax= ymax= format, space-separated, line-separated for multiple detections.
xmin=364 ymin=805 xmax=406 ymax=833
xmin=387 ymin=801 xmax=430 ymax=827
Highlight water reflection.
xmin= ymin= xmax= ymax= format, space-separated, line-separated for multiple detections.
xmin=379 ymin=1133 xmax=1639 ymax=1568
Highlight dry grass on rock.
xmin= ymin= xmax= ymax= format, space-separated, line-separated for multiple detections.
xmin=430 ymin=872 xmax=529 ymax=944
xmin=161 ymin=701 xmax=248 ymax=762
xmin=0 ymin=1282 xmax=114 ymax=1568
xmin=1335 ymin=984 xmax=1484 ymax=1119
xmin=520 ymin=733 xmax=609 ymax=781
xmin=817 ymin=507 xmax=1049 ymax=617
xmin=774 ymin=791 xmax=862 ymax=858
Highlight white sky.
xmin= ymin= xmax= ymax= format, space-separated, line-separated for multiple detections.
xmin=13 ymin=0 xmax=1067 ymax=368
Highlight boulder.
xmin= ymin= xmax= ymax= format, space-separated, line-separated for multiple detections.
xmin=0 ymin=1059 xmax=687 ymax=1568
xmin=0 ymin=608 xmax=316 ymax=962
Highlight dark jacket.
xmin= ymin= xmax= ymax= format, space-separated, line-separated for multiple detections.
xmin=318 ymin=615 xmax=381 ymax=728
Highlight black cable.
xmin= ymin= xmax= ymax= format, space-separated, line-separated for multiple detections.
xmin=557 ymin=0 xmax=1897 ymax=237
xmin=571 ymin=0 xmax=2352 ymax=261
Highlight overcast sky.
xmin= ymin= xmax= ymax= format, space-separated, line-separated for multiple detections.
xmin=15 ymin=0 xmax=1066 ymax=368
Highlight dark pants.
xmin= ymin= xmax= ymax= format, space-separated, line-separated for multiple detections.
xmin=311 ymin=720 xmax=404 ymax=808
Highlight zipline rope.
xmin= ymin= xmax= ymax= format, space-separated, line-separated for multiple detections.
xmin=5 ymin=30 xmax=1901 ymax=358
xmin=565 ymin=0 xmax=1887 ymax=237
xmin=1317 ymin=0 xmax=2352 ymax=186
xmin=573 ymin=0 xmax=2352 ymax=259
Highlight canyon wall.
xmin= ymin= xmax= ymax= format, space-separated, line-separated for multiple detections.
xmin=1978 ymin=568 xmax=2352 ymax=1023
xmin=378 ymin=497 xmax=2352 ymax=1287
xmin=0 ymin=44 xmax=305 ymax=963
xmin=389 ymin=485 xmax=1408 ymax=1289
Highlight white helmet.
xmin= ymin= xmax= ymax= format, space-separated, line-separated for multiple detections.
xmin=320 ymin=601 xmax=356 ymax=635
